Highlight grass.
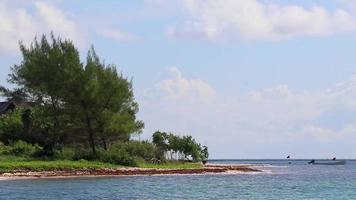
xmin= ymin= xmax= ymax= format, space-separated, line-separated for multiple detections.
xmin=138 ymin=161 xmax=203 ymax=169
xmin=0 ymin=156 xmax=118 ymax=173
xmin=0 ymin=156 xmax=202 ymax=173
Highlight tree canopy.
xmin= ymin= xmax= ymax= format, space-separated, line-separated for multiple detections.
xmin=152 ymin=131 xmax=208 ymax=161
xmin=2 ymin=34 xmax=143 ymax=156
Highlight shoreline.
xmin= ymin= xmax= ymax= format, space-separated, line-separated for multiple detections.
xmin=0 ymin=164 xmax=261 ymax=179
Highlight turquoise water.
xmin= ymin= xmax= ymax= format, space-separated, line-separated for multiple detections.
xmin=1 ymin=160 xmax=356 ymax=199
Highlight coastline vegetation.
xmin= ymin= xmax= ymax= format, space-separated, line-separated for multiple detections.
xmin=0 ymin=155 xmax=117 ymax=173
xmin=0 ymin=34 xmax=208 ymax=172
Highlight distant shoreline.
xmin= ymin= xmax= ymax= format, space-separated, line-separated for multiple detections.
xmin=0 ymin=165 xmax=261 ymax=179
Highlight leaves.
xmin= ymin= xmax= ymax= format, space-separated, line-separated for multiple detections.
xmin=1 ymin=34 xmax=143 ymax=156
xmin=152 ymin=131 xmax=208 ymax=161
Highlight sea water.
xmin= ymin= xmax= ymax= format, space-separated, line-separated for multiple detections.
xmin=0 ymin=160 xmax=355 ymax=200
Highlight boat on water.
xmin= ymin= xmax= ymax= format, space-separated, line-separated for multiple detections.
xmin=308 ymin=160 xmax=346 ymax=165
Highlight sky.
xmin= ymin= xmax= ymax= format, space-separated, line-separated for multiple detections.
xmin=1 ymin=0 xmax=356 ymax=159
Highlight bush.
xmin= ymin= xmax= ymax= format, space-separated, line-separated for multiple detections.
xmin=98 ymin=147 xmax=137 ymax=166
xmin=0 ymin=109 xmax=23 ymax=144
xmin=72 ymin=147 xmax=94 ymax=161
xmin=70 ymin=145 xmax=137 ymax=166
xmin=54 ymin=147 xmax=76 ymax=160
xmin=50 ymin=141 xmax=156 ymax=166
xmin=90 ymin=141 xmax=156 ymax=166
xmin=8 ymin=140 xmax=42 ymax=157
xmin=124 ymin=141 xmax=156 ymax=161
xmin=0 ymin=142 xmax=10 ymax=155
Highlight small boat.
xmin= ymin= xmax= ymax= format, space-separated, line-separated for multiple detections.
xmin=308 ymin=160 xmax=346 ymax=165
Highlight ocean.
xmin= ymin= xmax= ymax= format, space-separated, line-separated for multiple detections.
xmin=0 ymin=159 xmax=355 ymax=199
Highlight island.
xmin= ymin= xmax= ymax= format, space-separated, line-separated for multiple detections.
xmin=0 ymin=34 xmax=260 ymax=179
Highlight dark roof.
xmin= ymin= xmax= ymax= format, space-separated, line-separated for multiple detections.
xmin=0 ymin=101 xmax=16 ymax=114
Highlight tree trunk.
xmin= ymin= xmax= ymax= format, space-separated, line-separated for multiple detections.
xmin=86 ymin=117 xmax=96 ymax=155
xmin=102 ymin=137 xmax=107 ymax=150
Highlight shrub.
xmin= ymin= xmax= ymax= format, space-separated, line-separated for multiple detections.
xmin=72 ymin=147 xmax=94 ymax=161
xmin=0 ymin=109 xmax=23 ymax=144
xmin=0 ymin=142 xmax=10 ymax=155
xmin=98 ymin=147 xmax=137 ymax=166
xmin=54 ymin=147 xmax=76 ymax=160
xmin=8 ymin=140 xmax=42 ymax=157
xmin=124 ymin=141 xmax=156 ymax=161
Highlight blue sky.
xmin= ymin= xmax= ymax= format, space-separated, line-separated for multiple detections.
xmin=1 ymin=0 xmax=356 ymax=158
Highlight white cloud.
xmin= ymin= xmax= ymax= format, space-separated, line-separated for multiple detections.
xmin=157 ymin=67 xmax=216 ymax=104
xmin=340 ymin=0 xmax=356 ymax=10
xmin=101 ymin=28 xmax=138 ymax=42
xmin=0 ymin=1 xmax=82 ymax=55
xmin=138 ymin=69 xmax=356 ymax=158
xmin=168 ymin=0 xmax=356 ymax=41
xmin=34 ymin=2 xmax=81 ymax=41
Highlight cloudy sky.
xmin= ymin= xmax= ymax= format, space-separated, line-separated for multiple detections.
xmin=2 ymin=0 xmax=356 ymax=159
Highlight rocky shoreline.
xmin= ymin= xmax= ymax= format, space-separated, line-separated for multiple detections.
xmin=0 ymin=165 xmax=261 ymax=179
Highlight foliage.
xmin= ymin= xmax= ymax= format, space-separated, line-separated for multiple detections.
xmin=3 ymin=34 xmax=144 ymax=156
xmin=63 ymin=47 xmax=144 ymax=155
xmin=54 ymin=147 xmax=76 ymax=160
xmin=0 ymin=109 xmax=23 ymax=144
xmin=97 ymin=149 xmax=137 ymax=167
xmin=152 ymin=131 xmax=208 ymax=162
xmin=0 ymin=155 xmax=202 ymax=173
xmin=96 ymin=141 xmax=156 ymax=166
xmin=0 ymin=142 xmax=10 ymax=155
xmin=8 ymin=140 xmax=42 ymax=157
xmin=7 ymin=34 xmax=82 ymax=155
xmin=0 ymin=107 xmax=68 ymax=156
xmin=0 ymin=156 xmax=117 ymax=173
xmin=152 ymin=131 xmax=168 ymax=160
xmin=0 ymin=33 xmax=208 ymax=167
xmin=72 ymin=147 xmax=94 ymax=161
xmin=200 ymin=145 xmax=209 ymax=161
xmin=123 ymin=140 xmax=156 ymax=161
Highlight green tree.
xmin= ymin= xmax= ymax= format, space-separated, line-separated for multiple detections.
xmin=152 ymin=131 xmax=168 ymax=160
xmin=5 ymin=34 xmax=143 ymax=156
xmin=8 ymin=34 xmax=81 ymax=155
xmin=152 ymin=131 xmax=208 ymax=162
xmin=167 ymin=133 xmax=180 ymax=159
xmin=200 ymin=145 xmax=209 ymax=161
xmin=64 ymin=48 xmax=144 ymax=155
xmin=181 ymin=136 xmax=202 ymax=161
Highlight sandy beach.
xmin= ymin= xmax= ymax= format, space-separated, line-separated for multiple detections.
xmin=0 ymin=164 xmax=261 ymax=179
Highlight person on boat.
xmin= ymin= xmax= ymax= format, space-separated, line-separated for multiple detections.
xmin=308 ymin=160 xmax=315 ymax=164
xmin=286 ymin=155 xmax=291 ymax=164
